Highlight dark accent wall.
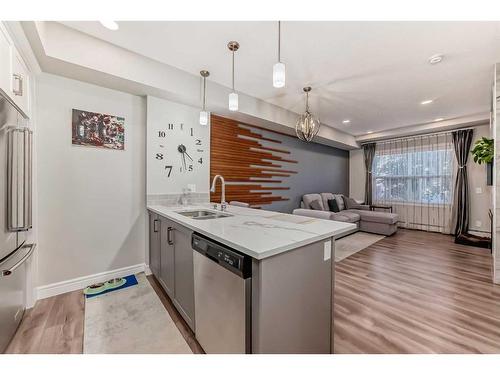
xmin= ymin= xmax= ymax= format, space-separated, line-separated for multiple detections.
xmin=210 ymin=115 xmax=349 ymax=213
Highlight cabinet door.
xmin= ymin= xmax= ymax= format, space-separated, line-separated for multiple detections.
xmin=160 ymin=217 xmax=175 ymax=298
xmin=10 ymin=48 xmax=30 ymax=118
xmin=172 ymin=223 xmax=195 ymax=330
xmin=0 ymin=26 xmax=12 ymax=98
xmin=148 ymin=213 xmax=161 ymax=278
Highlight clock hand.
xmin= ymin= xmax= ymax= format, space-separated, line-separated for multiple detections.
xmin=182 ymin=153 xmax=186 ymax=171
xmin=184 ymin=151 xmax=193 ymax=161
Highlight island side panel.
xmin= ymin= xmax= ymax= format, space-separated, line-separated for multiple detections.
xmin=251 ymin=238 xmax=334 ymax=354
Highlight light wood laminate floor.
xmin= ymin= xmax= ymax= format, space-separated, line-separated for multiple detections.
xmin=334 ymin=229 xmax=500 ymax=353
xmin=5 ymin=229 xmax=500 ymax=354
xmin=5 ymin=275 xmax=202 ymax=354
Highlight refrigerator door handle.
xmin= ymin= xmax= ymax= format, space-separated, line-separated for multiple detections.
xmin=6 ymin=126 xmax=32 ymax=232
xmin=1 ymin=243 xmax=36 ymax=277
xmin=28 ymin=129 xmax=33 ymax=229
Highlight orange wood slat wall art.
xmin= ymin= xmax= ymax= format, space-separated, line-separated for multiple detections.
xmin=210 ymin=115 xmax=298 ymax=208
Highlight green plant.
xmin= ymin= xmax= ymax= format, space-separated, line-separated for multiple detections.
xmin=471 ymin=137 xmax=494 ymax=164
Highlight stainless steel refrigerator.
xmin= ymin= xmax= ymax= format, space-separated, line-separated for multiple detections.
xmin=0 ymin=94 xmax=34 ymax=353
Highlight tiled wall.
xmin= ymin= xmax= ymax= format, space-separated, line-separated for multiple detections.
xmin=147 ymin=193 xmax=210 ymax=207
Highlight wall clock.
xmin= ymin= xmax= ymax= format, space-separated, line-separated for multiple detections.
xmin=147 ymin=96 xmax=210 ymax=196
xmin=155 ymin=123 xmax=206 ymax=177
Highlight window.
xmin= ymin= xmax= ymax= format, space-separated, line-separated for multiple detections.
xmin=373 ymin=136 xmax=454 ymax=205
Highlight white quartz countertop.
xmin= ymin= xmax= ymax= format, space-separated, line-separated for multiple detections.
xmin=147 ymin=203 xmax=356 ymax=260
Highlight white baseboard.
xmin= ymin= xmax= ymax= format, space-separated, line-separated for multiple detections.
xmin=144 ymin=264 xmax=152 ymax=276
xmin=36 ymin=263 xmax=146 ymax=300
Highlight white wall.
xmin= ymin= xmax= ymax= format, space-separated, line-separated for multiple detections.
xmin=469 ymin=125 xmax=493 ymax=235
xmin=349 ymin=124 xmax=492 ymax=234
xmin=36 ymin=73 xmax=146 ymax=287
xmin=146 ymin=96 xmax=210 ymax=196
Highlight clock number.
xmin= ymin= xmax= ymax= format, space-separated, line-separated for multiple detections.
xmin=198 ymin=157 xmax=203 ymax=164
xmin=180 ymin=123 xmax=184 ymax=130
xmin=190 ymin=128 xmax=194 ymax=137
xmin=165 ymin=165 xmax=172 ymax=177
xmin=158 ymin=131 xmax=166 ymax=138
xmin=195 ymin=139 xmax=202 ymax=146
xmin=188 ymin=165 xmax=193 ymax=172
xmin=168 ymin=123 xmax=174 ymax=130
xmin=156 ymin=153 xmax=164 ymax=160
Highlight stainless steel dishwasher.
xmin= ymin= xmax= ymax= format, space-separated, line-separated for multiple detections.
xmin=192 ymin=233 xmax=252 ymax=354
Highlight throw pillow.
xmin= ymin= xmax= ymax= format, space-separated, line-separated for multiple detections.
xmin=327 ymin=199 xmax=340 ymax=212
xmin=309 ymin=199 xmax=323 ymax=210
xmin=343 ymin=196 xmax=361 ymax=209
xmin=334 ymin=194 xmax=345 ymax=210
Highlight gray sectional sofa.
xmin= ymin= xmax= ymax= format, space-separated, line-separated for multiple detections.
xmin=292 ymin=193 xmax=399 ymax=236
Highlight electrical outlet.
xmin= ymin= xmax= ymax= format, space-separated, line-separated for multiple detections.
xmin=187 ymin=184 xmax=196 ymax=193
xmin=475 ymin=187 xmax=483 ymax=194
xmin=475 ymin=220 xmax=482 ymax=228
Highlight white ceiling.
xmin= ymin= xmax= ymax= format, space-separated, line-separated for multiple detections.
xmin=60 ymin=21 xmax=500 ymax=136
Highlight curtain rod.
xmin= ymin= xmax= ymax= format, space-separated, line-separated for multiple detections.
xmin=359 ymin=124 xmax=485 ymax=146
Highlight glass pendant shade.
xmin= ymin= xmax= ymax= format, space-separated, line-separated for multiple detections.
xmin=229 ymin=92 xmax=239 ymax=111
xmin=296 ymin=87 xmax=320 ymax=142
xmin=199 ymin=110 xmax=209 ymax=126
xmin=296 ymin=111 xmax=321 ymax=142
xmin=273 ymin=62 xmax=286 ymax=88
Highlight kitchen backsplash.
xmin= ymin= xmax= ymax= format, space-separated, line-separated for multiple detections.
xmin=147 ymin=193 xmax=210 ymax=207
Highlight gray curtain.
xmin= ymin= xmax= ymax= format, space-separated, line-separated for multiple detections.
xmin=451 ymin=129 xmax=474 ymax=237
xmin=362 ymin=143 xmax=376 ymax=205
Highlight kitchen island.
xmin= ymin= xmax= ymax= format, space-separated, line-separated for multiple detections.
xmin=147 ymin=203 xmax=355 ymax=354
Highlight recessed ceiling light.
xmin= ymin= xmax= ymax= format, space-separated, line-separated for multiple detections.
xmin=434 ymin=118 xmax=444 ymax=122
xmin=367 ymin=131 xmax=373 ymax=134
xmin=342 ymin=120 xmax=351 ymax=124
xmin=99 ymin=21 xmax=119 ymax=30
xmin=421 ymin=99 xmax=433 ymax=105
xmin=428 ymin=54 xmax=444 ymax=65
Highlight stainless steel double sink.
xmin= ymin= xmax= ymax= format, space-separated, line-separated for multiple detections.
xmin=176 ymin=210 xmax=233 ymax=220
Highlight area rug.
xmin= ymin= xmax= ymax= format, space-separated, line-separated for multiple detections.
xmin=83 ymin=273 xmax=192 ymax=354
xmin=335 ymin=232 xmax=385 ymax=262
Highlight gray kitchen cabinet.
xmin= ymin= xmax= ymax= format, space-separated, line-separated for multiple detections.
xmin=160 ymin=216 xmax=175 ymax=299
xmin=172 ymin=222 xmax=195 ymax=331
xmin=148 ymin=211 xmax=195 ymax=332
xmin=148 ymin=213 xmax=161 ymax=278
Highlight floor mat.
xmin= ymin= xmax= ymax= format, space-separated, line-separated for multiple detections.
xmin=83 ymin=273 xmax=192 ymax=354
xmin=335 ymin=232 xmax=385 ymax=262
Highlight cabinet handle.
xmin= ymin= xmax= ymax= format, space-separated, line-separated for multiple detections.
xmin=167 ymin=227 xmax=174 ymax=245
xmin=12 ymin=73 xmax=23 ymax=96
xmin=153 ymin=219 xmax=159 ymax=232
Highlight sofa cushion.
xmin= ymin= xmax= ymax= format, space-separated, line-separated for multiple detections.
xmin=347 ymin=209 xmax=398 ymax=224
xmin=327 ymin=199 xmax=340 ymax=212
xmin=333 ymin=194 xmax=345 ymax=210
xmin=320 ymin=193 xmax=334 ymax=210
xmin=343 ymin=195 xmax=363 ymax=210
xmin=302 ymin=194 xmax=325 ymax=210
xmin=310 ymin=199 xmax=323 ymax=211
xmin=331 ymin=211 xmax=360 ymax=223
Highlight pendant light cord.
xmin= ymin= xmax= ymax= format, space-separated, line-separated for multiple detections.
xmin=278 ymin=21 xmax=281 ymax=63
xmin=232 ymin=50 xmax=235 ymax=92
xmin=306 ymin=91 xmax=309 ymax=112
xmin=202 ymin=76 xmax=207 ymax=111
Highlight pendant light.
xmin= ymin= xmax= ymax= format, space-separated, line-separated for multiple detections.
xmin=228 ymin=41 xmax=240 ymax=111
xmin=199 ymin=70 xmax=210 ymax=126
xmin=273 ymin=21 xmax=285 ymax=88
xmin=295 ymin=87 xmax=321 ymax=142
